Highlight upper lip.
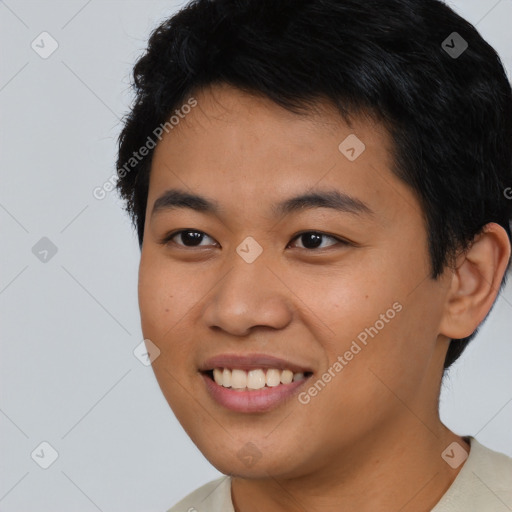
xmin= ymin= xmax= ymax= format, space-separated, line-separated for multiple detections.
xmin=200 ymin=353 xmax=313 ymax=374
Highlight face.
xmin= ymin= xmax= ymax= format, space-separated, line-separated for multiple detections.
xmin=138 ymin=83 xmax=452 ymax=479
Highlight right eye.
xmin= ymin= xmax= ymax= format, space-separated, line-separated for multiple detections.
xmin=160 ymin=229 xmax=218 ymax=248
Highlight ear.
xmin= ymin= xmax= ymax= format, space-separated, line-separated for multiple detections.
xmin=439 ymin=223 xmax=511 ymax=339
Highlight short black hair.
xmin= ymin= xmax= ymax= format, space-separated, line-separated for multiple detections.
xmin=116 ymin=0 xmax=512 ymax=370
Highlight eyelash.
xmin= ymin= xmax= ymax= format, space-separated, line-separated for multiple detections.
xmin=160 ymin=229 xmax=350 ymax=251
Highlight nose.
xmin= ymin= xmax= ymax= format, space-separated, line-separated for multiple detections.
xmin=201 ymin=257 xmax=294 ymax=337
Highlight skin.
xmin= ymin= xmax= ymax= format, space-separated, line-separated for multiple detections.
xmin=138 ymin=83 xmax=511 ymax=511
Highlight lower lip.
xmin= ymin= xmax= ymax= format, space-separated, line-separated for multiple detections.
xmin=202 ymin=373 xmax=311 ymax=413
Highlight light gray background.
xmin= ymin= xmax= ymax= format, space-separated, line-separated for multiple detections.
xmin=1 ymin=0 xmax=511 ymax=510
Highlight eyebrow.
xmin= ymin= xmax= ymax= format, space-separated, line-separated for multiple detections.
xmin=151 ymin=188 xmax=373 ymax=218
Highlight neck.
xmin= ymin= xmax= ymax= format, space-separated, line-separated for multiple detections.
xmin=231 ymin=420 xmax=470 ymax=512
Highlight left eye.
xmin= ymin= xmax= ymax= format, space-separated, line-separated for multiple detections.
xmin=162 ymin=230 xmax=346 ymax=250
xmin=288 ymin=231 xmax=344 ymax=250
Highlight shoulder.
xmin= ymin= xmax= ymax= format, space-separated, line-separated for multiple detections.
xmin=166 ymin=476 xmax=233 ymax=512
xmin=432 ymin=437 xmax=512 ymax=511
xmin=469 ymin=438 xmax=512 ymax=487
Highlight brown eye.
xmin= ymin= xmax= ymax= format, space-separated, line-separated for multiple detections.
xmin=162 ymin=229 xmax=217 ymax=247
xmin=289 ymin=231 xmax=346 ymax=250
xmin=160 ymin=229 xmax=348 ymax=251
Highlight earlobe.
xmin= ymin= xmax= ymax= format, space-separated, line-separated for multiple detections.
xmin=439 ymin=223 xmax=511 ymax=339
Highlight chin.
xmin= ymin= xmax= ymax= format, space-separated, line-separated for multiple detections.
xmin=195 ymin=439 xmax=312 ymax=480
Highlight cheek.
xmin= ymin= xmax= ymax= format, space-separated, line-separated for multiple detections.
xmin=137 ymin=253 xmax=199 ymax=342
xmin=304 ymin=262 xmax=437 ymax=389
xmin=137 ymin=255 xmax=202 ymax=408
xmin=299 ymin=268 xmax=397 ymax=352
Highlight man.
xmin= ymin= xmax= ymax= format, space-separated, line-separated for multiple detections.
xmin=116 ymin=0 xmax=512 ymax=510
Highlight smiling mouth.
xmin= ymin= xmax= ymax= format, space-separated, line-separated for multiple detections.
xmin=203 ymin=368 xmax=314 ymax=391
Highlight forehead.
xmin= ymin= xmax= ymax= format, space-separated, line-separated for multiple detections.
xmin=163 ymin=83 xmax=392 ymax=155
xmin=148 ymin=83 xmax=418 ymax=225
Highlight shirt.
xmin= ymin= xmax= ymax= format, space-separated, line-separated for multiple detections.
xmin=167 ymin=437 xmax=512 ymax=512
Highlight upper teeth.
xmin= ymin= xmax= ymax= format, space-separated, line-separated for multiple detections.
xmin=212 ymin=368 xmax=306 ymax=390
